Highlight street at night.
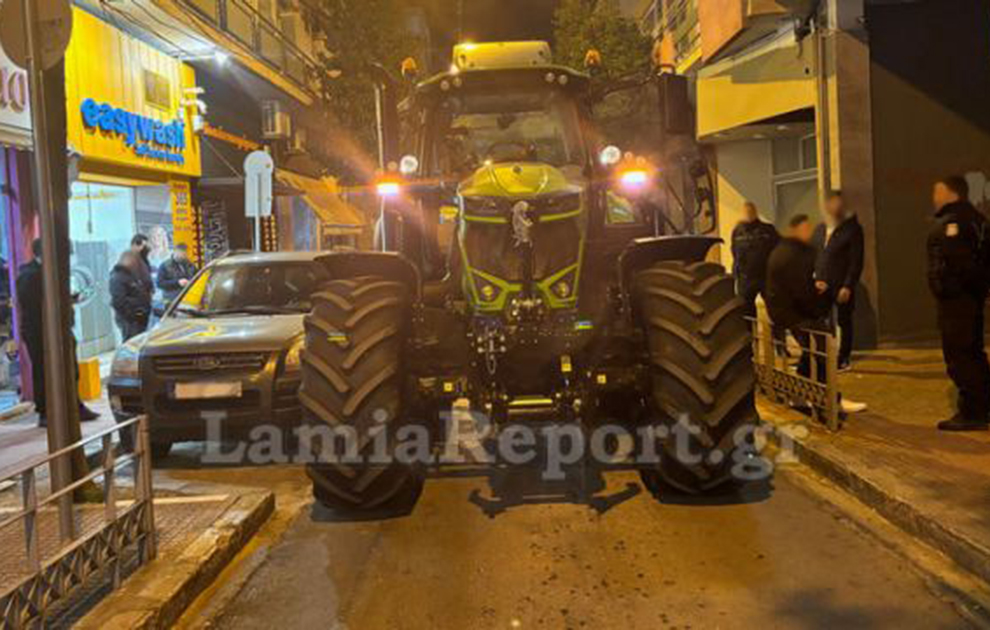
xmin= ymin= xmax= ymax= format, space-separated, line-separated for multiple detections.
xmin=2 ymin=0 xmax=990 ymax=628
xmin=150 ymin=451 xmax=970 ymax=630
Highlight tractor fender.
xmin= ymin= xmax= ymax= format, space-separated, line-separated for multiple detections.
xmin=317 ymin=251 xmax=421 ymax=302
xmin=617 ymin=235 xmax=722 ymax=297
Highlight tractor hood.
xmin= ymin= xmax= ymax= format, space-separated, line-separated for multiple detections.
xmin=460 ymin=162 xmax=582 ymax=199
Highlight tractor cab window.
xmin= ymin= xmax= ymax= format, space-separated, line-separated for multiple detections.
xmin=434 ymin=89 xmax=586 ymax=176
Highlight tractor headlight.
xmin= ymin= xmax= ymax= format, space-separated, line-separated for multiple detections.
xmin=554 ymin=281 xmax=571 ymax=299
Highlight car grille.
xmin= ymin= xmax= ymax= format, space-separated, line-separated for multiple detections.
xmin=153 ymin=352 xmax=270 ymax=376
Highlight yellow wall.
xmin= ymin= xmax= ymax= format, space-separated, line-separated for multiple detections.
xmin=65 ymin=8 xmax=201 ymax=179
xmin=697 ymin=38 xmax=815 ymax=138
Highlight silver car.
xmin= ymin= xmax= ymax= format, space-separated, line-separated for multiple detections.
xmin=107 ymin=251 xmax=330 ymax=458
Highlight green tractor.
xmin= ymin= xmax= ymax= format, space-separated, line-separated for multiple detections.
xmin=300 ymin=42 xmax=758 ymax=511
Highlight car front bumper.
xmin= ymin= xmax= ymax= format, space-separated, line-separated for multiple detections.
xmin=108 ymin=366 xmax=303 ymax=444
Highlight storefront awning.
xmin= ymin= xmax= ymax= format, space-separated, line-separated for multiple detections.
xmin=696 ymin=29 xmax=817 ymax=139
xmin=275 ymin=169 xmax=365 ymax=230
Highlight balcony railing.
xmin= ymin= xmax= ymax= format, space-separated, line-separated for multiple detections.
xmin=663 ymin=0 xmax=701 ymax=67
xmin=182 ymin=0 xmax=315 ymax=91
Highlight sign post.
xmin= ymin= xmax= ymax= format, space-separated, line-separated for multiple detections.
xmin=244 ymin=150 xmax=274 ymax=252
xmin=2 ymin=0 xmax=75 ymax=540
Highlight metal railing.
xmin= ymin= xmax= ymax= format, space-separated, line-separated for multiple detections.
xmin=0 ymin=416 xmax=156 ymax=628
xmin=182 ymin=0 xmax=317 ymax=90
xmin=663 ymin=0 xmax=701 ymax=67
xmin=750 ymin=317 xmax=841 ymax=431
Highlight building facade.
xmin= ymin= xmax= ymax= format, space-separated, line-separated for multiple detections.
xmin=64 ymin=8 xmax=204 ymax=358
xmin=636 ymin=0 xmax=990 ymax=344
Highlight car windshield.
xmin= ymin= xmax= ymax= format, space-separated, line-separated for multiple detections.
xmin=435 ymin=88 xmax=586 ymax=174
xmin=174 ymin=262 xmax=328 ymax=317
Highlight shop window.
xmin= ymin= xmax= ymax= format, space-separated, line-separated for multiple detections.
xmin=143 ymin=70 xmax=171 ymax=111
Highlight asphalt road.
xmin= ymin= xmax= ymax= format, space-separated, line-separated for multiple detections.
xmin=160 ymin=446 xmax=971 ymax=630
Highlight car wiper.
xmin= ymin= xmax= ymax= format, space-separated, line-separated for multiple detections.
xmin=208 ymin=306 xmax=303 ymax=316
xmin=174 ymin=306 xmax=209 ymax=318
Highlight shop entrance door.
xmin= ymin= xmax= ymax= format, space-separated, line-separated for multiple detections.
xmin=69 ymin=182 xmax=136 ymax=358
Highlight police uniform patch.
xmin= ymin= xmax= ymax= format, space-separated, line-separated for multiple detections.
xmin=946 ymin=223 xmax=960 ymax=237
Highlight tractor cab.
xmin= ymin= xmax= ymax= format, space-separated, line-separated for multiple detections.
xmin=381 ymin=42 xmax=658 ymax=318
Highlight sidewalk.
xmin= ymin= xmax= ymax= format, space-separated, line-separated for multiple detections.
xmin=760 ymin=347 xmax=990 ymax=585
xmin=0 ymin=396 xmax=116 ymax=480
xmin=0 ymin=381 xmax=275 ymax=628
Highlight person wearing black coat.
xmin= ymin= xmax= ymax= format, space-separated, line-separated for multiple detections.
xmin=15 ymin=238 xmax=100 ymax=425
xmin=927 ymin=176 xmax=990 ymax=431
xmin=16 ymin=241 xmax=46 ymax=420
xmin=157 ymin=243 xmax=197 ymax=303
xmin=110 ymin=251 xmax=153 ymax=341
xmin=765 ymin=214 xmax=831 ymax=383
xmin=812 ymin=191 xmax=865 ymax=370
xmin=731 ymin=201 xmax=779 ymax=317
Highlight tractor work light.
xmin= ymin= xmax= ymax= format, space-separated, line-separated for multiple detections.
xmin=376 ymin=180 xmax=402 ymax=197
xmin=618 ymin=168 xmax=650 ymax=189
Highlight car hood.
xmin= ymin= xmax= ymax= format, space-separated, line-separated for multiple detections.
xmin=140 ymin=314 xmax=305 ymax=355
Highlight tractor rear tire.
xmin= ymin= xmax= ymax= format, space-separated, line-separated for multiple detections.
xmin=300 ymin=276 xmax=423 ymax=512
xmin=634 ymin=261 xmax=758 ymax=495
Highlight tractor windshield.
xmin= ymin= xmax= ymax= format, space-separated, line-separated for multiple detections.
xmin=435 ymin=88 xmax=586 ymax=175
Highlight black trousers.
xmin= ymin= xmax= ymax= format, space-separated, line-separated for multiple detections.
xmin=784 ymin=320 xmax=829 ymax=385
xmin=116 ymin=314 xmax=149 ymax=342
xmin=938 ymin=297 xmax=990 ymax=421
xmin=835 ymin=296 xmax=855 ymax=366
xmin=23 ymin=333 xmax=45 ymax=415
xmin=738 ymin=284 xmax=762 ymax=320
xmin=23 ymin=333 xmax=83 ymax=416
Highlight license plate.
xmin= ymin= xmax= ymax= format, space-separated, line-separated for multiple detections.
xmin=173 ymin=382 xmax=243 ymax=400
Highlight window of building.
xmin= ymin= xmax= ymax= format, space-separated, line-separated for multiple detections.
xmin=771 ymin=133 xmax=819 ymax=228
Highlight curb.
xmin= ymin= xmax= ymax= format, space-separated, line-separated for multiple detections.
xmin=75 ymin=491 xmax=275 ymax=630
xmin=765 ymin=416 xmax=990 ymax=588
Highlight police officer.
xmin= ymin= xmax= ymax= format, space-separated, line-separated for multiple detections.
xmin=731 ymin=201 xmax=779 ymax=317
xmin=927 ymin=176 xmax=990 ymax=431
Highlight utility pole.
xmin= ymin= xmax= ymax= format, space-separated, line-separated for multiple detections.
xmin=22 ymin=0 xmax=78 ymax=540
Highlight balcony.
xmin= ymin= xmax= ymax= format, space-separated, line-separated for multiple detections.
xmin=181 ymin=0 xmax=315 ymax=90
xmin=697 ymin=0 xmax=792 ymax=62
xmin=662 ymin=0 xmax=702 ymax=72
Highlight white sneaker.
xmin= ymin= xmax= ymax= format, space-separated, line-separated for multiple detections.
xmin=841 ymin=399 xmax=868 ymax=414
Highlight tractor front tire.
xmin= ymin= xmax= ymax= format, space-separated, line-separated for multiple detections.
xmin=300 ymin=276 xmax=423 ymax=512
xmin=634 ymin=261 xmax=759 ymax=495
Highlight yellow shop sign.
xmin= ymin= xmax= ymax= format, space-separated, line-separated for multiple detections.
xmin=65 ymin=8 xmax=201 ymax=178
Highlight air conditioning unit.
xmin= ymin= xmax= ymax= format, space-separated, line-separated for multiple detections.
xmin=261 ymin=101 xmax=291 ymax=139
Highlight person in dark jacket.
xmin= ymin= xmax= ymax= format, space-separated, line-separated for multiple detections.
xmin=16 ymin=238 xmax=99 ymax=426
xmin=131 ymin=233 xmax=153 ymax=290
xmin=765 ymin=214 xmax=831 ymax=383
xmin=812 ymin=191 xmax=865 ymax=371
xmin=732 ymin=201 xmax=779 ymax=317
xmin=16 ymin=240 xmax=46 ymax=423
xmin=927 ymin=176 xmax=990 ymax=431
xmin=110 ymin=250 xmax=153 ymax=341
xmin=157 ymin=243 xmax=197 ymax=303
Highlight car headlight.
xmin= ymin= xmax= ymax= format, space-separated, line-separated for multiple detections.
xmin=284 ymin=338 xmax=304 ymax=371
xmin=111 ymin=336 xmax=144 ymax=379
